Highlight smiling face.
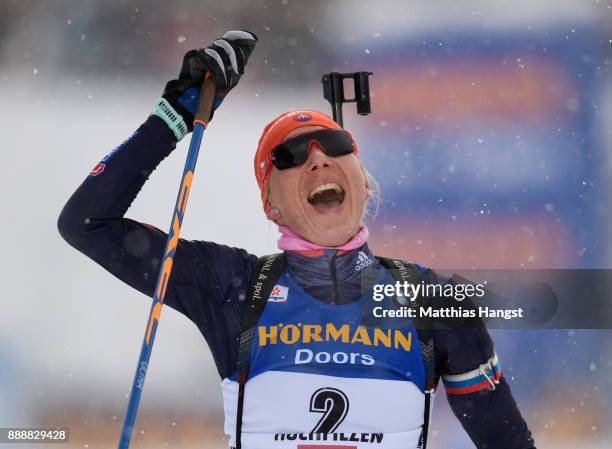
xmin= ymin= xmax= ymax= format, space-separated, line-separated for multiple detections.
xmin=266 ymin=125 xmax=370 ymax=247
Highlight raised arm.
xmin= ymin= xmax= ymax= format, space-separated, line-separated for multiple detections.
xmin=57 ymin=31 xmax=258 ymax=378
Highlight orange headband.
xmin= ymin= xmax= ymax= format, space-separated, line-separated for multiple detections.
xmin=254 ymin=110 xmax=342 ymax=209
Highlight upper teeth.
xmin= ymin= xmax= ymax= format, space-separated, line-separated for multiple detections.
xmin=308 ymin=183 xmax=343 ymax=200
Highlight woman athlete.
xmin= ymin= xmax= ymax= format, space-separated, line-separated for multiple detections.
xmin=58 ymin=31 xmax=535 ymax=449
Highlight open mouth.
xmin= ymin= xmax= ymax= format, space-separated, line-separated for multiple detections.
xmin=307 ymin=182 xmax=346 ymax=211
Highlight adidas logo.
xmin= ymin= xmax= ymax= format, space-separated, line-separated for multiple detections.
xmin=355 ymin=251 xmax=373 ymax=271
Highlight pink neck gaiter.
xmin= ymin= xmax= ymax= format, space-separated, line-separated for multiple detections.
xmin=277 ymin=225 xmax=369 ymax=252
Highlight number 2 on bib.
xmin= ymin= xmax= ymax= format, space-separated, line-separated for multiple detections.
xmin=309 ymin=388 xmax=349 ymax=433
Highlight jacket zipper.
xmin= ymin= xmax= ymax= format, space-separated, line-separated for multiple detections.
xmin=329 ymin=251 xmax=340 ymax=304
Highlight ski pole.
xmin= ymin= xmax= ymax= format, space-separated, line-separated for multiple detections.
xmin=117 ymin=73 xmax=216 ymax=449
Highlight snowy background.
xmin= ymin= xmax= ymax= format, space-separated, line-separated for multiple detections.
xmin=1 ymin=0 xmax=612 ymax=448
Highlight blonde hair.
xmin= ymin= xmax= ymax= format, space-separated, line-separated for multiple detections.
xmin=361 ymin=163 xmax=381 ymax=224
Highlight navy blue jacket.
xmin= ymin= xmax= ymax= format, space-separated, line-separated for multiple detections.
xmin=58 ymin=115 xmax=535 ymax=449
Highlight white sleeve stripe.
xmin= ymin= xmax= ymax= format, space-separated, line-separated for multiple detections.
xmin=441 ymin=353 xmax=500 ymax=382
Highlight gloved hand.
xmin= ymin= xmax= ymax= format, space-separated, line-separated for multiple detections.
xmin=154 ymin=30 xmax=257 ymax=140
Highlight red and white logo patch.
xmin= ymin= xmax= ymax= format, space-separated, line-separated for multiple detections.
xmin=89 ymin=162 xmax=106 ymax=176
xmin=268 ymin=284 xmax=289 ymax=303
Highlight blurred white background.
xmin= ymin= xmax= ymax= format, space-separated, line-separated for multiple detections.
xmin=1 ymin=1 xmax=611 ymax=448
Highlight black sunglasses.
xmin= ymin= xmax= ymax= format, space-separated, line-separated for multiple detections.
xmin=270 ymin=129 xmax=356 ymax=170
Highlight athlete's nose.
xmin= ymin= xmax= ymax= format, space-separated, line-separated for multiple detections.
xmin=306 ymin=143 xmax=331 ymax=172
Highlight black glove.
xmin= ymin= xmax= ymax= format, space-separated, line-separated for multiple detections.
xmin=154 ymin=30 xmax=257 ymax=140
